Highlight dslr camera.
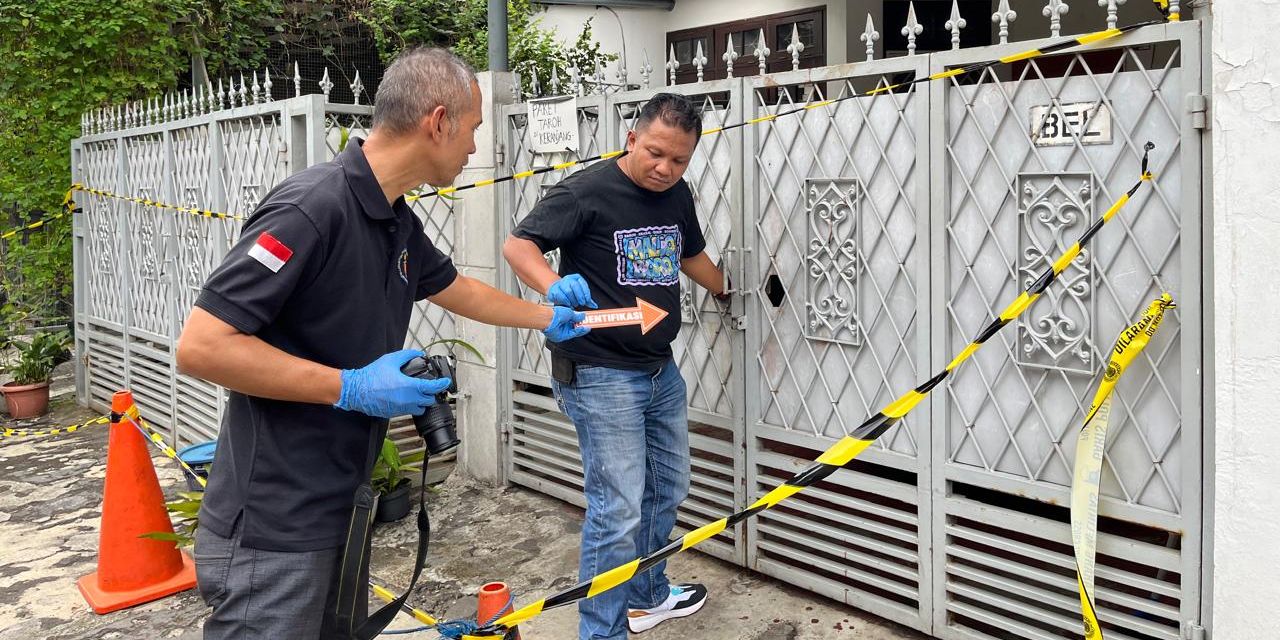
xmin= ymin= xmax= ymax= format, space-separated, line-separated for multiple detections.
xmin=399 ymin=354 xmax=459 ymax=455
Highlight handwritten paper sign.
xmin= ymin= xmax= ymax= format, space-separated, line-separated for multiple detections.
xmin=528 ymin=96 xmax=579 ymax=154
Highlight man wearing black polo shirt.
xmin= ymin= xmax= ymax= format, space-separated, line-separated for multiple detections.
xmin=503 ymin=93 xmax=727 ymax=640
xmin=175 ymin=48 xmax=587 ymax=639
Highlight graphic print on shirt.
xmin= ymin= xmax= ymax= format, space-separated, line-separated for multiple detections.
xmin=397 ymin=248 xmax=409 ymax=284
xmin=615 ymin=225 xmax=682 ymax=287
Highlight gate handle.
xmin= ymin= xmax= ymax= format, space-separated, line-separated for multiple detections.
xmin=721 ymin=246 xmax=737 ymax=296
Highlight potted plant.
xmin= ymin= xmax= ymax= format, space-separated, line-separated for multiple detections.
xmin=142 ymin=490 xmax=203 ymax=547
xmin=2 ymin=329 xmax=71 ymax=418
xmin=371 ymin=436 xmax=420 ymax=523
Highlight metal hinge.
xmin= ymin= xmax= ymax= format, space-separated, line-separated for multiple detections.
xmin=1186 ymin=93 xmax=1208 ymax=130
xmin=495 ymin=142 xmax=505 ymax=166
xmin=1183 ymin=621 xmax=1206 ymax=640
xmin=500 ymin=421 xmax=511 ymax=444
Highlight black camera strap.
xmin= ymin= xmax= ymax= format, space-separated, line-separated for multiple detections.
xmin=336 ymin=421 xmax=433 ymax=640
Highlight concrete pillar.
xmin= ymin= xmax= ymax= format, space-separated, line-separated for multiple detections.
xmin=1211 ymin=4 xmax=1280 ymax=638
xmin=454 ymin=71 xmax=515 ymax=484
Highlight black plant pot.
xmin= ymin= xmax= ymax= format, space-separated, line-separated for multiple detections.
xmin=375 ymin=479 xmax=412 ymax=523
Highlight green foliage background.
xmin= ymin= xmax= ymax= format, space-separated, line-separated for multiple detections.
xmin=0 ymin=0 xmax=608 ymax=330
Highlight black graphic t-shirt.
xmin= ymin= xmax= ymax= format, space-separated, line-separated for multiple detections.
xmin=513 ymin=159 xmax=705 ymax=370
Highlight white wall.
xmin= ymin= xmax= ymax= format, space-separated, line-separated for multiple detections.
xmin=1211 ymin=2 xmax=1280 ymax=638
xmin=453 ymin=71 xmax=515 ymax=483
xmin=535 ymin=1 xmax=848 ymax=89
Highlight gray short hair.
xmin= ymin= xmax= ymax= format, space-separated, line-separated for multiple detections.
xmin=373 ymin=47 xmax=477 ymax=135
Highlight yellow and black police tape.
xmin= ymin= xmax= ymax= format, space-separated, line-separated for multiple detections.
xmin=64 ymin=10 xmax=1172 ymax=220
xmin=449 ymin=145 xmax=1158 ymax=638
xmin=0 ymin=415 xmax=110 ymax=439
xmin=1071 ymin=294 xmax=1174 ymax=640
xmin=67 ymin=184 xmax=247 ymax=222
xmin=410 ymin=17 xmax=1161 ymax=201
xmin=0 ymin=211 xmax=68 ymax=242
xmin=112 ymin=410 xmax=208 ymax=489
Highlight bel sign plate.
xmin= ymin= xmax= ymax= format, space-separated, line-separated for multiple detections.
xmin=528 ymin=95 xmax=579 ymax=154
xmin=1030 ymin=102 xmax=1112 ymax=146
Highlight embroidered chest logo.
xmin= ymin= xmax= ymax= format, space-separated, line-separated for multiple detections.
xmin=398 ymin=248 xmax=409 ymax=284
xmin=615 ymin=225 xmax=682 ymax=287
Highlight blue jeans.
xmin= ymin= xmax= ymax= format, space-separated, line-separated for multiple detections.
xmin=552 ymin=359 xmax=691 ymax=640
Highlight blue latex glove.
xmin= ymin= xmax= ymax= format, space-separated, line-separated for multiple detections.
xmin=543 ymin=306 xmax=590 ymax=343
xmin=334 ymin=349 xmax=453 ymax=418
xmin=546 ymin=274 xmax=598 ymax=309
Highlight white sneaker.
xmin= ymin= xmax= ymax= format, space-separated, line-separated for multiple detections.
xmin=626 ymin=583 xmax=708 ymax=633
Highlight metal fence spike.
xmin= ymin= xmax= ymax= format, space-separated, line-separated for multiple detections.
xmin=861 ymin=14 xmax=880 ymax=61
xmin=251 ymin=71 xmax=261 ymax=104
xmin=947 ymin=0 xmax=968 ymax=50
xmin=902 ymin=1 xmax=924 ymax=56
xmin=594 ymin=60 xmax=607 ymax=95
xmin=351 ymin=70 xmax=365 ymax=104
xmin=665 ymin=44 xmax=679 ymax=86
xmin=263 ymin=68 xmax=273 ymax=102
xmin=570 ymin=64 xmax=582 ymax=97
xmin=993 ymin=0 xmax=1017 ymax=45
xmin=319 ymin=67 xmax=333 ymax=100
xmin=616 ymin=56 xmax=627 ymax=89
xmin=207 ymin=81 xmax=216 ymax=112
xmin=293 ymin=61 xmax=302 ymax=97
xmin=693 ymin=40 xmax=707 ymax=82
xmin=787 ymin=23 xmax=805 ymax=71
xmin=1046 ymin=0 xmax=1070 ymax=37
xmin=641 ymin=49 xmax=653 ymax=89
xmin=1096 ymin=0 xmax=1116 ymax=31
xmin=754 ymin=29 xmax=770 ymax=75
xmin=217 ymin=78 xmax=226 ymax=110
xmin=723 ymin=34 xmax=738 ymax=79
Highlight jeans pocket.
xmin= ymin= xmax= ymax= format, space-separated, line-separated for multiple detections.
xmin=193 ymin=525 xmax=234 ymax=608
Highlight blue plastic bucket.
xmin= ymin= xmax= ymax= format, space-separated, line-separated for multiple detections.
xmin=176 ymin=441 xmax=216 ymax=491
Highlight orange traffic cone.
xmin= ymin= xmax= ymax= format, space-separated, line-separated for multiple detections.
xmin=477 ymin=581 xmax=521 ymax=639
xmin=77 ymin=391 xmax=197 ymax=614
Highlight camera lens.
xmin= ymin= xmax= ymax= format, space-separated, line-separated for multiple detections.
xmin=417 ymin=403 xmax=459 ymax=456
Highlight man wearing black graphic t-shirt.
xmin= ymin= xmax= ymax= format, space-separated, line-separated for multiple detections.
xmin=504 ymin=93 xmax=726 ymax=640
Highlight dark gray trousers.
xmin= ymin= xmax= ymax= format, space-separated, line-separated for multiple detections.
xmin=194 ymin=518 xmax=368 ymax=640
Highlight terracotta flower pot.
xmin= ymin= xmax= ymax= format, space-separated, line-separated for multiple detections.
xmin=2 ymin=380 xmax=51 ymax=419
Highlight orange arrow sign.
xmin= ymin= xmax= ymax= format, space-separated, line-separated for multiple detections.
xmin=579 ymin=298 xmax=669 ymax=335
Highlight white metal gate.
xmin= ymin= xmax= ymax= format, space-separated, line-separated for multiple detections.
xmin=71 ymin=88 xmax=455 ymax=450
xmin=499 ymin=20 xmax=1206 ymax=640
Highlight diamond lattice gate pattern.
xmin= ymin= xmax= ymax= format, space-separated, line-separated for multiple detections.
xmin=930 ymin=21 xmax=1203 ymax=640
xmin=499 ymin=21 xmax=1205 ymax=640
xmin=71 ymin=93 xmax=456 ymax=451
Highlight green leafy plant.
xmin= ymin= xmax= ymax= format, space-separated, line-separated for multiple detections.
xmin=453 ymin=1 xmax=616 ymax=94
xmin=350 ymin=0 xmax=615 ymax=95
xmin=371 ymin=436 xmax=420 ymax=495
xmin=422 ymin=337 xmax=483 ymax=363
xmin=5 ymin=330 xmax=71 ymax=385
xmin=0 ymin=1 xmax=284 ymax=326
xmin=142 ymin=490 xmax=203 ymax=547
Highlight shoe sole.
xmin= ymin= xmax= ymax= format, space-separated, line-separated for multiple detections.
xmin=627 ymin=595 xmax=708 ymax=634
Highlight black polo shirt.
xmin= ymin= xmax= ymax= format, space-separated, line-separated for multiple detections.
xmin=194 ymin=139 xmax=458 ymax=552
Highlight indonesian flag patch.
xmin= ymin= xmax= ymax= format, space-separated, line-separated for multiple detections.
xmin=248 ymin=232 xmax=293 ymax=273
